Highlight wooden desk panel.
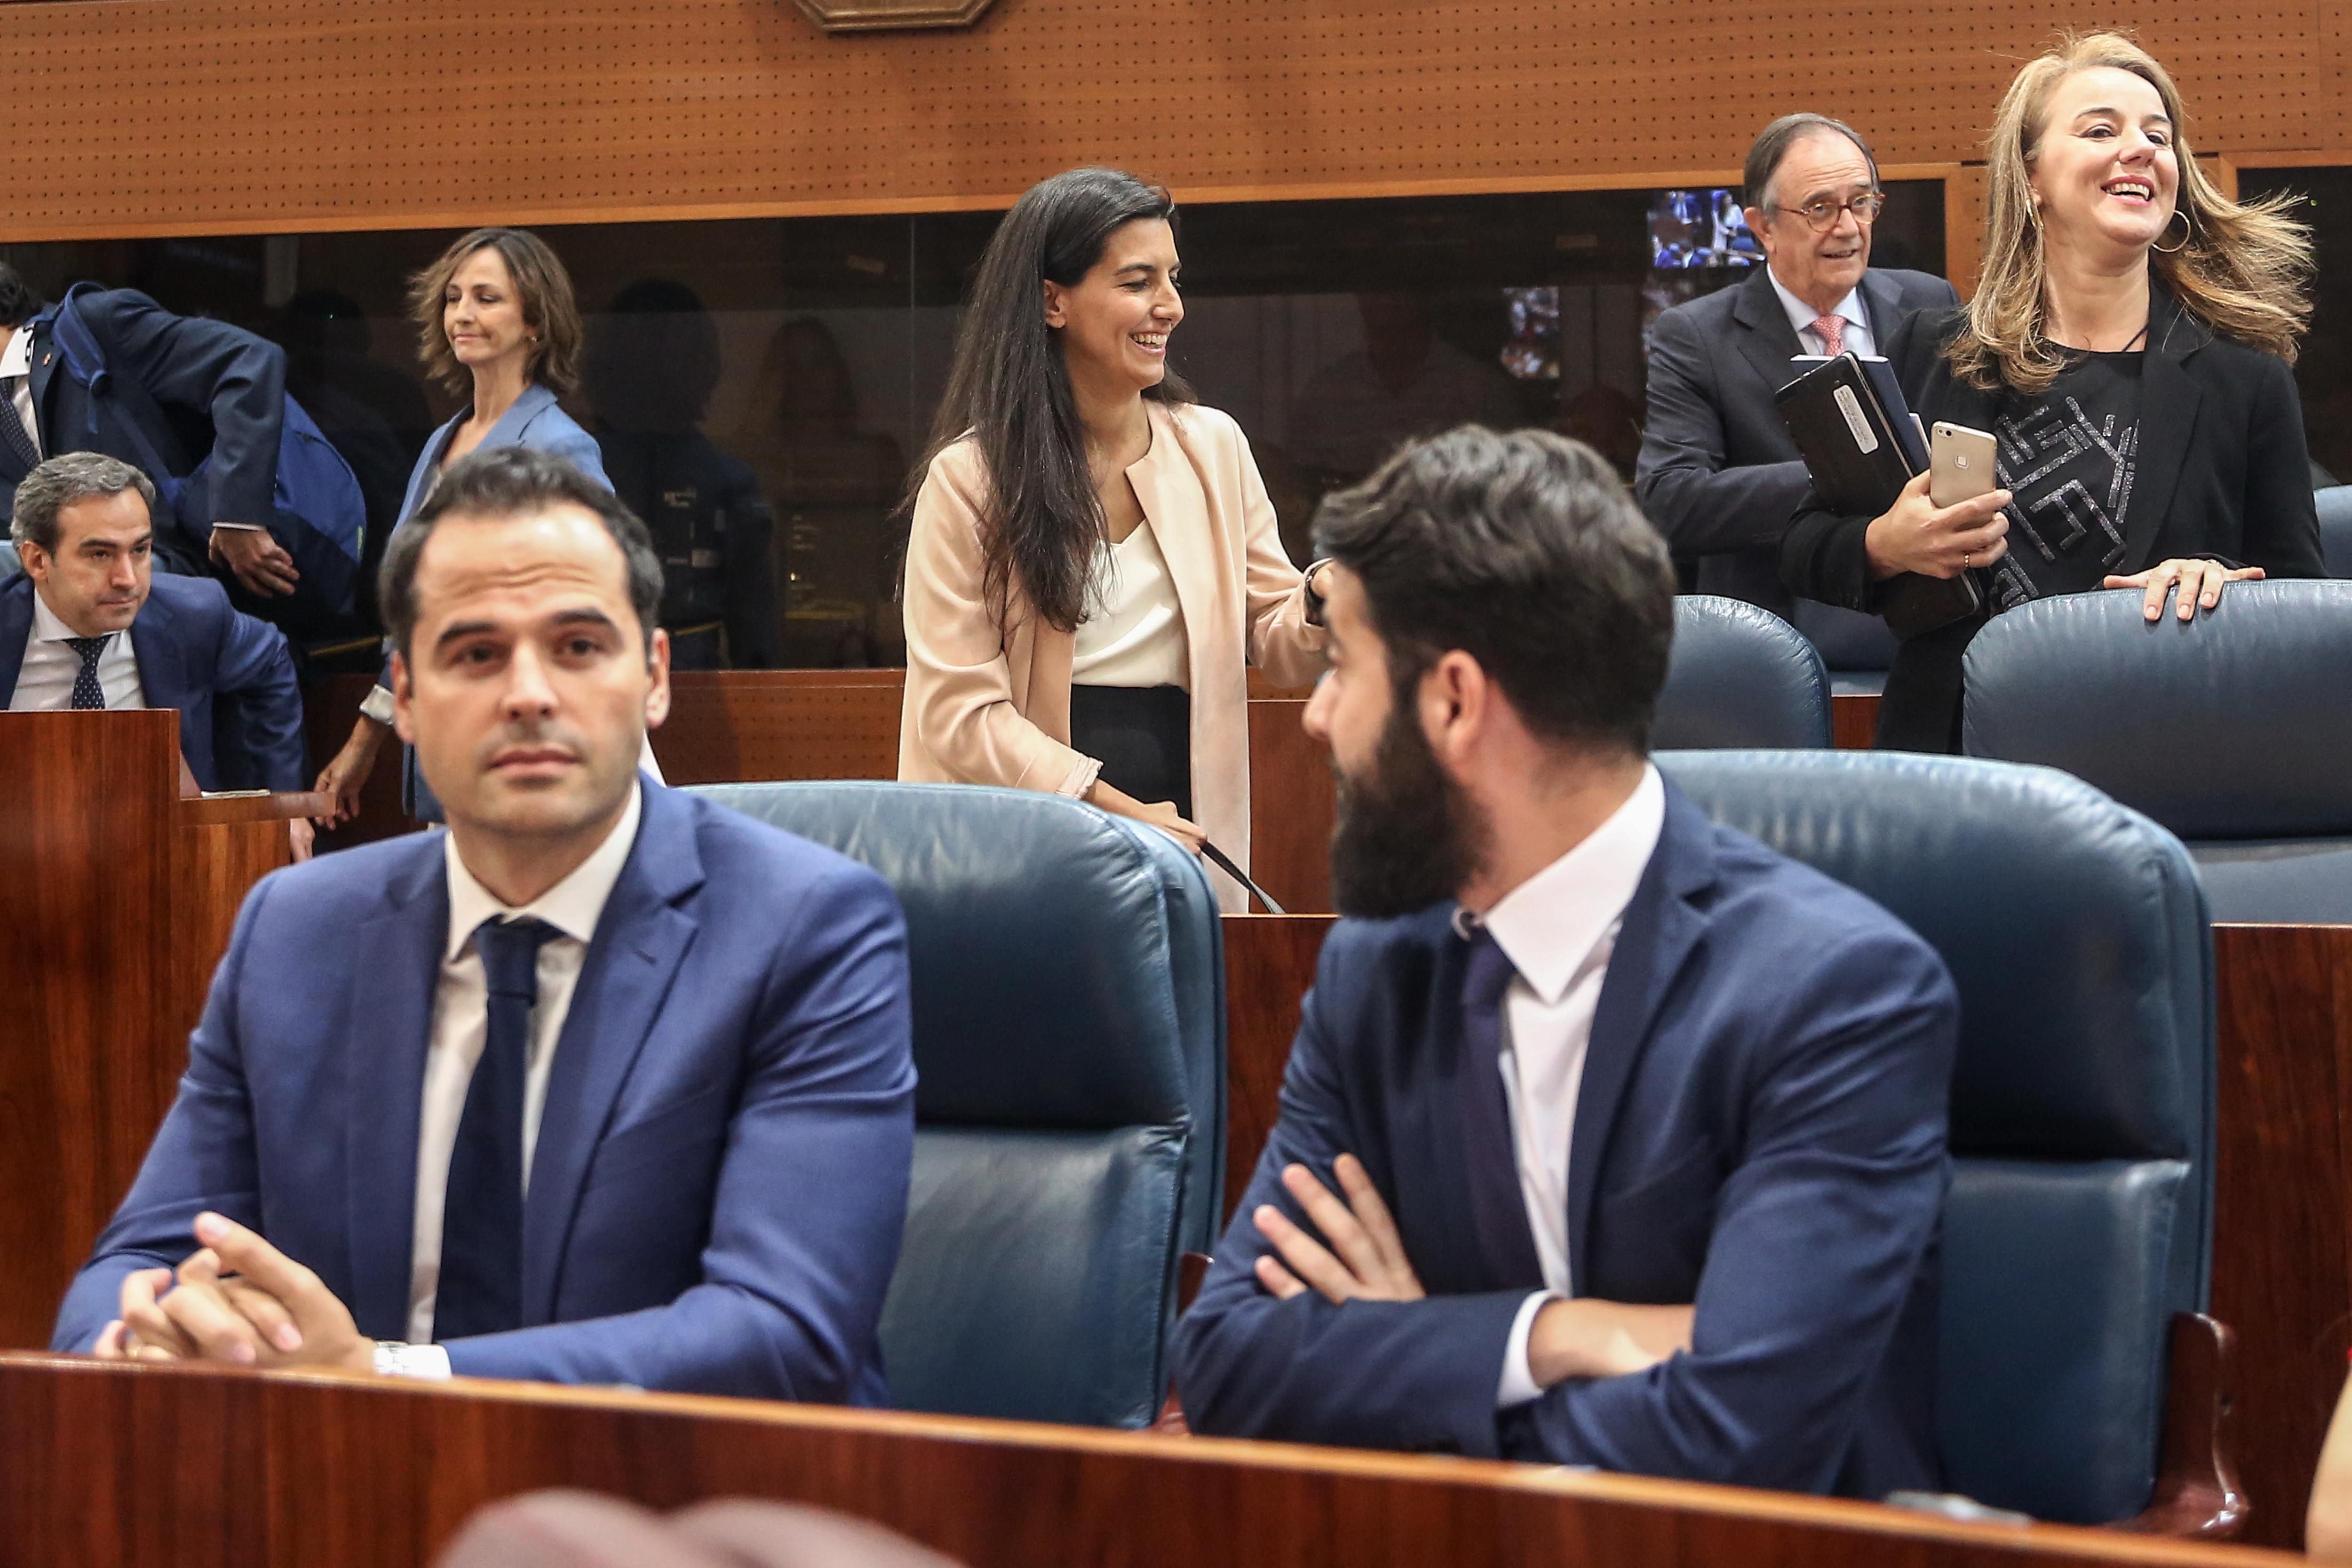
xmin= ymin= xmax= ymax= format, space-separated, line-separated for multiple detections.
xmin=1833 ymin=693 xmax=1880 ymax=750
xmin=652 ymin=670 xmax=906 ymax=786
xmin=0 ymin=714 xmax=316 ymax=1350
xmin=1221 ymin=915 xmax=1336 ymax=1210
xmin=0 ymin=1356 xmax=2291 ymax=1568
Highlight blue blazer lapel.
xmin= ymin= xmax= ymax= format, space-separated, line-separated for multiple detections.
xmin=342 ymin=840 xmax=450 ymax=1339
xmin=521 ymin=784 xmax=706 ymax=1323
xmin=397 ymin=414 xmax=464 ymax=527
xmin=1565 ymin=784 xmax=1718 ymax=1294
xmin=483 ymin=385 xmax=558 ymax=450
xmin=0 ymin=577 xmax=34 ymax=701
xmin=1860 ymin=270 xmax=1904 ymax=344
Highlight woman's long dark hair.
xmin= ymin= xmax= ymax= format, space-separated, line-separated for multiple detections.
xmin=907 ymin=167 xmax=1194 ymax=632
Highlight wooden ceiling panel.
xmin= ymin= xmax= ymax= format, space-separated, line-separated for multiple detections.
xmin=0 ymin=0 xmax=2329 ymax=238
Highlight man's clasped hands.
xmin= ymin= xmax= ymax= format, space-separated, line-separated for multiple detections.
xmin=94 ymin=1211 xmax=375 ymax=1374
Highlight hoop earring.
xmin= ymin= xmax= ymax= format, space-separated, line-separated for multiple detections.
xmin=2152 ymin=210 xmax=2192 ymax=254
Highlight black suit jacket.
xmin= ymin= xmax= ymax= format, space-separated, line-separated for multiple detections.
xmin=1636 ymin=266 xmax=1960 ymax=615
xmin=1 ymin=288 xmax=288 ymax=572
xmin=1779 ymin=291 xmax=2327 ymax=752
xmin=1173 ymin=784 xmax=1956 ymax=1497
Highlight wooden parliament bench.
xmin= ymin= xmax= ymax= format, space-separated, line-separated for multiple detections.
xmin=0 ymin=1352 xmax=2292 ymax=1568
xmin=4 ymin=677 xmax=2345 ymax=1546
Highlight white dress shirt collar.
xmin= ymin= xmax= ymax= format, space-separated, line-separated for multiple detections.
xmin=31 ymin=589 xmax=90 ymax=646
xmin=0 ymin=325 xmax=32 ymax=378
xmin=443 ymin=781 xmax=644 ymax=957
xmin=1468 ymin=764 xmax=1667 ymax=1003
xmin=1767 ymin=269 xmax=1871 ymax=350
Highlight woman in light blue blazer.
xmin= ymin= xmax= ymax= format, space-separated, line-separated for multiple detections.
xmin=314 ymin=228 xmax=612 ymax=822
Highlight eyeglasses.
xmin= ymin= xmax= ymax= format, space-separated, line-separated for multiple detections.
xmin=1772 ymin=192 xmax=1886 ymax=232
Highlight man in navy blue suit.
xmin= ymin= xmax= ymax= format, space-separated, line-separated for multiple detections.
xmin=1173 ymin=426 xmax=1956 ymax=1497
xmin=0 ymin=263 xmax=302 ymax=600
xmin=54 ymin=445 xmax=916 ymax=1401
xmin=3 ymin=452 xmax=310 ymax=855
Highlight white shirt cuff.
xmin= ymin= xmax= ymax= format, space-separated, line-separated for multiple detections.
xmin=375 ymin=1341 xmax=453 ymax=1380
xmin=209 ymin=520 xmax=265 ymax=531
xmin=358 ymin=684 xmax=397 ymax=725
xmin=1496 ymin=1289 xmax=1557 ymax=1408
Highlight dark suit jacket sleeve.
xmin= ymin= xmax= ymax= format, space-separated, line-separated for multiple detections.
xmin=441 ymin=865 xmax=915 ymax=1398
xmin=208 ymin=603 xmax=308 ymax=791
xmin=1171 ymin=935 xmax=1533 ymax=1457
xmin=1501 ymin=927 xmax=1956 ymax=1490
xmin=52 ymin=878 xmax=276 ymax=1351
xmin=1634 ymin=305 xmax=1814 ymax=558
xmin=85 ymin=290 xmax=287 ymax=535
xmin=2235 ymin=355 xmax=2326 ymax=578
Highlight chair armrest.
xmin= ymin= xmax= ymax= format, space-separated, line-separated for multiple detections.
xmin=2110 ymin=1312 xmax=2249 ymax=1538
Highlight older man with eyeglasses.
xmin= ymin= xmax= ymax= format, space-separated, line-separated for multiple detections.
xmin=1636 ymin=115 xmax=1959 ymax=619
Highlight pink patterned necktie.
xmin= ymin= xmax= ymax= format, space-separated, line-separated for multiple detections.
xmin=1812 ymin=314 xmax=1847 ymax=356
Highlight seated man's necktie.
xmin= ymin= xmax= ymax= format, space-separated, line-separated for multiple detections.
xmin=436 ymin=916 xmax=561 ymax=1341
xmin=1812 ymin=314 xmax=1847 ymax=357
xmin=66 ymin=636 xmax=111 ymax=710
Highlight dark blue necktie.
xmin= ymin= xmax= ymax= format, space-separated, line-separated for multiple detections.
xmin=0 ymin=377 xmax=37 ymax=478
xmin=1459 ymin=925 xmax=1546 ymax=1288
xmin=435 ymin=915 xmax=560 ymax=1341
xmin=65 ymin=636 xmax=110 ymax=710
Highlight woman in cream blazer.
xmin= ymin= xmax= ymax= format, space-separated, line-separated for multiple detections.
xmin=898 ymin=169 xmax=1326 ymax=912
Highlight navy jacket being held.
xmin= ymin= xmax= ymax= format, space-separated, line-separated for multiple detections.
xmin=0 ymin=572 xmax=304 ymax=790
xmin=1173 ymin=783 xmax=1956 ymax=1498
xmin=1 ymin=288 xmax=287 ymax=570
xmin=1779 ymin=290 xmax=2326 ymax=751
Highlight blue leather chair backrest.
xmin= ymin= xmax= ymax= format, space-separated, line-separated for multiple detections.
xmin=1788 ymin=596 xmax=1901 ymax=674
xmin=692 ymin=781 xmax=1224 ymax=1429
xmin=1961 ymin=581 xmax=2352 ymax=922
xmin=1655 ymin=596 xmax=1830 ymax=749
xmin=1657 ymin=751 xmax=2214 ymax=1524
xmin=2318 ymin=486 xmax=2352 ymax=577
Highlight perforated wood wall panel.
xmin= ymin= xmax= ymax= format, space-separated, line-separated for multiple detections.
xmin=0 ymin=0 xmax=2334 ymax=239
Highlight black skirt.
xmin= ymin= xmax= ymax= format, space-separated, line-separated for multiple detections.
xmin=1069 ymin=683 xmax=1192 ymax=819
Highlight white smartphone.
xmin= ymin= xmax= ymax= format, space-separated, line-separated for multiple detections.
xmin=1929 ymin=422 xmax=1999 ymax=509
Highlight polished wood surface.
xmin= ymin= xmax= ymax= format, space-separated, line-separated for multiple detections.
xmin=1220 ymin=915 xmax=1337 ymax=1211
xmin=2209 ymin=923 xmax=2352 ymax=1550
xmin=0 ymin=712 xmax=312 ymax=1351
xmin=0 ymin=1355 xmax=2296 ymax=1568
xmin=1245 ymin=700 xmax=1335 ymax=914
xmin=1833 ymin=692 xmax=1881 ymax=751
xmin=652 ymin=670 xmax=904 ymax=786
xmin=0 ymin=0 xmax=2330 ymax=237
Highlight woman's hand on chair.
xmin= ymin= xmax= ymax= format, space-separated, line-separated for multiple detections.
xmin=1086 ymin=779 xmax=1206 ymax=855
xmin=1863 ymin=471 xmax=2013 ymax=581
xmin=2103 ymin=558 xmax=2265 ymax=622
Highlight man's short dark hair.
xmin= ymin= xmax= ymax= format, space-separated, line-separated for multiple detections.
xmin=0 ymin=263 xmax=44 ymax=329
xmin=380 ymin=446 xmax=663 ymax=660
xmin=1743 ymin=114 xmax=1882 ymax=211
xmin=1311 ymin=426 xmax=1676 ymax=757
xmin=11 ymin=452 xmax=158 ymax=554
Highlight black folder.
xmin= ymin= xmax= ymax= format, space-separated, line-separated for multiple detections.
xmin=1775 ymin=352 xmax=1982 ymax=639
xmin=1774 ymin=352 xmax=1926 ymax=514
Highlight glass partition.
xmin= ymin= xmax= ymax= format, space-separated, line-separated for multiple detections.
xmin=0 ymin=179 xmax=1945 ymax=665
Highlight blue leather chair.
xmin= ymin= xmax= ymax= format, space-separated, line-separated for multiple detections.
xmin=1658 ymin=750 xmax=2214 ymax=1525
xmin=1656 ymin=595 xmax=1830 ymax=748
xmin=1788 ymin=597 xmax=1901 ymax=697
xmin=1961 ymin=581 xmax=2352 ymax=923
xmin=693 ymin=781 xmax=1225 ymax=1429
xmin=2317 ymin=486 xmax=2352 ymax=578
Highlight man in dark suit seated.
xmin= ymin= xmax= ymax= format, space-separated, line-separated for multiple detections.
xmin=4 ymin=452 xmax=311 ymax=858
xmin=53 ymin=446 xmax=917 ymax=1401
xmin=0 ymin=263 xmax=302 ymax=603
xmin=1636 ymin=115 xmax=1958 ymax=616
xmin=1173 ymin=427 xmax=1956 ymax=1497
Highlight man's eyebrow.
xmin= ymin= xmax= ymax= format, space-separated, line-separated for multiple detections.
xmin=550 ymin=607 xmax=622 ymax=633
xmin=432 ymin=618 xmax=503 ymax=651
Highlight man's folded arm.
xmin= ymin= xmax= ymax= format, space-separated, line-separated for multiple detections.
xmin=1172 ymin=950 xmax=1529 ymax=1457
xmin=1634 ymin=310 xmax=1814 ymax=559
xmin=443 ymin=870 xmax=917 ymax=1400
xmin=52 ymin=878 xmax=276 ymax=1351
xmin=1503 ymin=930 xmax=1957 ymax=1491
